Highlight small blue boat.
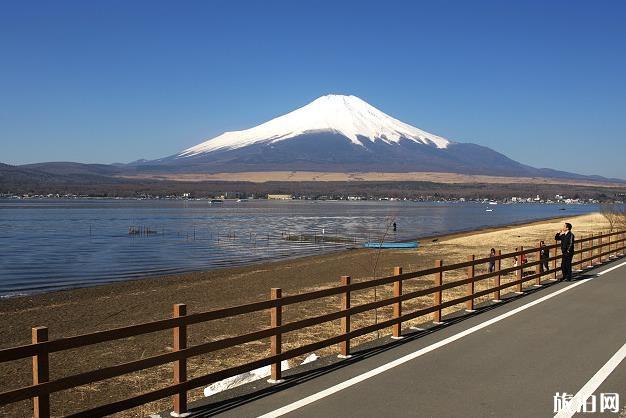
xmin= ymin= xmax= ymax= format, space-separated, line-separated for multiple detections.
xmin=363 ymin=242 xmax=419 ymax=249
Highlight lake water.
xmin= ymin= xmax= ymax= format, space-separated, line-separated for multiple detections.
xmin=0 ymin=199 xmax=596 ymax=297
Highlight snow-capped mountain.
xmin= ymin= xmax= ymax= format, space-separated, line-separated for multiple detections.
xmin=133 ymin=94 xmax=593 ymax=179
xmin=7 ymin=94 xmax=622 ymax=186
xmin=178 ymin=94 xmax=450 ymax=157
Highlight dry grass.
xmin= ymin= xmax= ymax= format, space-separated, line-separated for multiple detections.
xmin=118 ymin=171 xmax=626 ymax=187
xmin=0 ymin=213 xmax=614 ymax=417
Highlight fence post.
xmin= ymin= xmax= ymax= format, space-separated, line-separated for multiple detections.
xmin=553 ymin=241 xmax=558 ymax=280
xmin=516 ymin=246 xmax=524 ymax=293
xmin=32 ymin=326 xmax=50 ymax=418
xmin=172 ymin=304 xmax=188 ymax=416
xmin=535 ymin=243 xmax=542 ymax=286
xmin=599 ymin=235 xmax=603 ymax=264
xmin=578 ymin=235 xmax=583 ymax=269
xmin=493 ymin=250 xmax=502 ymax=302
xmin=590 ymin=235 xmax=595 ymax=266
xmin=585 ymin=234 xmax=593 ymax=268
xmin=590 ymin=233 xmax=595 ymax=265
xmin=269 ymin=288 xmax=283 ymax=383
xmin=611 ymin=233 xmax=614 ymax=258
xmin=466 ymin=255 xmax=475 ymax=312
xmin=392 ymin=267 xmax=403 ymax=339
xmin=433 ymin=260 xmax=444 ymax=323
xmin=339 ymin=276 xmax=351 ymax=358
xmin=582 ymin=235 xmax=587 ymax=269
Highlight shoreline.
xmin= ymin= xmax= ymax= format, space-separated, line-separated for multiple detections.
xmin=0 ymin=212 xmax=592 ymax=302
xmin=0 ymin=199 xmax=599 ymax=300
xmin=413 ymin=212 xmax=580 ymax=242
xmin=0 ymin=212 xmax=599 ymax=309
xmin=0 ymin=211 xmax=595 ymax=302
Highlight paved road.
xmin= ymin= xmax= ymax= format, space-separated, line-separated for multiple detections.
xmin=186 ymin=257 xmax=626 ymax=418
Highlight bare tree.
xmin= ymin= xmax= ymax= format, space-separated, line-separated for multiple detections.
xmin=370 ymin=214 xmax=397 ymax=338
xmin=600 ymin=203 xmax=617 ymax=231
xmin=617 ymin=203 xmax=626 ymax=231
xmin=600 ymin=203 xmax=626 ymax=231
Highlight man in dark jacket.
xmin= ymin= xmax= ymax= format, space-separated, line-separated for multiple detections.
xmin=555 ymin=222 xmax=575 ymax=281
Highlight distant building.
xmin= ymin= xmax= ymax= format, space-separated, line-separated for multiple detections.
xmin=267 ymin=194 xmax=293 ymax=200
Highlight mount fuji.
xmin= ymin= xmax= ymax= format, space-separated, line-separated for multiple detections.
xmin=127 ymin=94 xmax=600 ymax=181
xmin=179 ymin=94 xmax=451 ymax=156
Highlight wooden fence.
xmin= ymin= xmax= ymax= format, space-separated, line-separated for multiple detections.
xmin=1 ymin=230 xmax=625 ymax=417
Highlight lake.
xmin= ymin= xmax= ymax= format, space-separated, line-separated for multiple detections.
xmin=0 ymin=199 xmax=596 ymax=296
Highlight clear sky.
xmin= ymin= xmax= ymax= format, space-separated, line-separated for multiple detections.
xmin=1 ymin=1 xmax=625 ymax=178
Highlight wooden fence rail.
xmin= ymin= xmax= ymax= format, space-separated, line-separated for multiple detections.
xmin=0 ymin=231 xmax=624 ymax=417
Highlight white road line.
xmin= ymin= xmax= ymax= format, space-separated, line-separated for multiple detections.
xmin=554 ymin=340 xmax=626 ymax=418
xmin=596 ymin=260 xmax=626 ymax=276
xmin=257 ymin=279 xmax=597 ymax=418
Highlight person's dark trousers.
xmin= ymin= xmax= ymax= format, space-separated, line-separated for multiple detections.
xmin=561 ymin=253 xmax=574 ymax=280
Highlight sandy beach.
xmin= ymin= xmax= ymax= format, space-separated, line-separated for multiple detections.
xmin=0 ymin=212 xmax=611 ymax=417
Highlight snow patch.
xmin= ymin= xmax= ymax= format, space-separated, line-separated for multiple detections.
xmin=301 ymin=353 xmax=319 ymax=365
xmin=203 ymin=360 xmax=290 ymax=397
xmin=202 ymin=353 xmax=320 ymax=397
xmin=178 ymin=95 xmax=451 ymax=157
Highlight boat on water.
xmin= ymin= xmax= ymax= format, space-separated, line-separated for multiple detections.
xmin=363 ymin=242 xmax=419 ymax=249
xmin=488 ymin=201 xmax=498 ymax=205
xmin=209 ymin=199 xmax=224 ymax=204
xmin=485 ymin=209 xmax=493 ymax=212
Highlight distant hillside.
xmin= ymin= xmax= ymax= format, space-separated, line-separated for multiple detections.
xmin=0 ymin=163 xmax=128 ymax=193
xmin=21 ymin=162 xmax=122 ymax=176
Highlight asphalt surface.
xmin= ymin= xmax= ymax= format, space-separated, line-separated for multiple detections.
xmin=180 ymin=256 xmax=626 ymax=418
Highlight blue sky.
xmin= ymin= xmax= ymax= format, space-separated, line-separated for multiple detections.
xmin=1 ymin=1 xmax=625 ymax=178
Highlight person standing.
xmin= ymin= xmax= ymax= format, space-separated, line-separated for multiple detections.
xmin=489 ymin=248 xmax=496 ymax=273
xmin=555 ymin=223 xmax=575 ymax=281
xmin=539 ymin=240 xmax=550 ymax=273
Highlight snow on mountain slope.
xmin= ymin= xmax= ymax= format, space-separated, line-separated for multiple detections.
xmin=177 ymin=95 xmax=451 ymax=157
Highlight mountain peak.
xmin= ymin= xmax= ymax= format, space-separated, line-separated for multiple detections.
xmin=178 ymin=95 xmax=451 ymax=158
xmin=311 ymin=93 xmax=364 ymax=103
